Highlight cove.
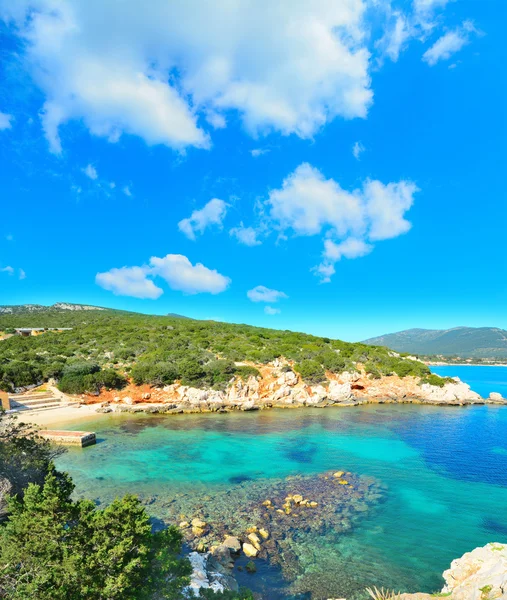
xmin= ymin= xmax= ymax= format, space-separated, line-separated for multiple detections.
xmin=56 ymin=404 xmax=507 ymax=599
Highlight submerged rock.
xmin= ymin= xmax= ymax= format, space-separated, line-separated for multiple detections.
xmin=242 ymin=542 xmax=258 ymax=558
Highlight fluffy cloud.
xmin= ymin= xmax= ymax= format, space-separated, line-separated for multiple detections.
xmin=247 ymin=285 xmax=288 ymax=303
xmin=268 ymin=164 xmax=364 ymax=237
xmin=265 ymin=162 xmax=418 ymax=281
xmin=423 ymin=21 xmax=478 ymax=66
xmin=96 ymin=253 xmax=230 ymax=298
xmin=0 ymin=112 xmax=13 ymax=130
xmin=315 ymin=238 xmax=373 ymax=282
xmin=229 ymin=224 xmax=261 ymax=247
xmin=123 ymin=186 xmax=132 ymax=197
xmin=95 ymin=266 xmax=163 ymax=299
xmin=178 ymin=199 xmax=228 ymax=240
xmin=82 ymin=164 xmax=98 ymax=180
xmin=2 ymin=0 xmax=373 ymax=152
xmin=264 ymin=306 xmax=281 ymax=315
xmin=352 ymin=141 xmax=365 ymax=160
xmin=150 ymin=254 xmax=230 ymax=294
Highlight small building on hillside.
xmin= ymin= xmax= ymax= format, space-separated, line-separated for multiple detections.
xmin=14 ymin=328 xmax=73 ymax=337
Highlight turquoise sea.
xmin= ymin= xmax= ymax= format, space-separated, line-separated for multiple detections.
xmin=431 ymin=364 xmax=507 ymax=398
xmin=56 ymin=397 xmax=507 ymax=598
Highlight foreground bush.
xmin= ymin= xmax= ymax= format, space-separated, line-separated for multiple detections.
xmin=0 ymin=468 xmax=191 ymax=600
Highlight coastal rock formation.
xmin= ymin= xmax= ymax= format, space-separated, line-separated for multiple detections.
xmin=441 ymin=542 xmax=507 ymax=600
xmin=399 ymin=542 xmax=507 ymax=599
xmin=94 ymin=361 xmax=506 ymax=415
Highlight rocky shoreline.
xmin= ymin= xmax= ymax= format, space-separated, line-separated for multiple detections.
xmin=86 ymin=362 xmax=507 ymax=416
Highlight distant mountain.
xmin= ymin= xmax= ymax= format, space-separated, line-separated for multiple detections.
xmin=363 ymin=327 xmax=507 ymax=358
xmin=0 ymin=303 xmax=105 ymax=314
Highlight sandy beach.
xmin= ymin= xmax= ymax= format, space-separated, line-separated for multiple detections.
xmin=17 ymin=404 xmax=102 ymax=428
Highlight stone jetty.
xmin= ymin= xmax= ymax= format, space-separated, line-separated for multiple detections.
xmin=38 ymin=430 xmax=96 ymax=447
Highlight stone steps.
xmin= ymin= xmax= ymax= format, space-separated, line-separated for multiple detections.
xmin=8 ymin=389 xmax=77 ymax=413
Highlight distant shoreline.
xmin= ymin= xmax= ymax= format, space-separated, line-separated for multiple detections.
xmin=428 ymin=363 xmax=507 ymax=367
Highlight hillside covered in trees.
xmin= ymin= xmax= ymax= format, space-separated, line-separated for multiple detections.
xmin=363 ymin=326 xmax=507 ymax=359
xmin=0 ymin=304 xmax=433 ymax=394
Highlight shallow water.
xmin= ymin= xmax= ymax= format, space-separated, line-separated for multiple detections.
xmin=56 ymin=405 xmax=507 ymax=599
xmin=431 ymin=364 xmax=507 ymax=398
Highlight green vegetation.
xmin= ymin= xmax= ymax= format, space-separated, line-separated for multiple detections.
xmin=0 ymin=410 xmax=252 ymax=599
xmin=0 ymin=305 xmax=432 ymax=392
xmin=419 ymin=374 xmax=455 ymax=388
xmin=0 ymin=469 xmax=190 ymax=599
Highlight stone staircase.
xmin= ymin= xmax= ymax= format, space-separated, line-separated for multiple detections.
xmin=8 ymin=390 xmax=78 ymax=413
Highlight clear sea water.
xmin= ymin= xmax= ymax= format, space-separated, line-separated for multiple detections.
xmin=431 ymin=364 xmax=507 ymax=398
xmin=56 ymin=399 xmax=507 ymax=599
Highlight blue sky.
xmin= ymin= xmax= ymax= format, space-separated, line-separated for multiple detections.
xmin=0 ymin=0 xmax=505 ymax=342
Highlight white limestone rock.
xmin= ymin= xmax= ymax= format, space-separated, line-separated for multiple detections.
xmin=441 ymin=542 xmax=507 ymax=600
xmin=328 ymin=381 xmax=353 ymax=402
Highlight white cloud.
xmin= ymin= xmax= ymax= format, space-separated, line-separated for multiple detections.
xmin=82 ymin=164 xmax=98 ymax=180
xmin=247 ymin=285 xmax=288 ymax=303
xmin=96 ymin=266 xmax=163 ymax=299
xmin=1 ymin=266 xmax=14 ymax=275
xmin=109 ymin=181 xmax=116 ymax=189
xmin=149 ymin=254 xmax=230 ymax=294
xmin=352 ymin=141 xmax=365 ymax=160
xmin=96 ymin=253 xmax=230 ymax=297
xmin=364 ymin=179 xmax=417 ymax=241
xmin=378 ymin=13 xmax=413 ymax=62
xmin=229 ymin=223 xmax=261 ymax=246
xmin=0 ymin=112 xmax=13 ymax=130
xmin=123 ymin=185 xmax=132 ymax=197
xmin=267 ymin=163 xmax=366 ymax=237
xmin=423 ymin=21 xmax=478 ymax=66
xmin=315 ymin=237 xmax=373 ymax=282
xmin=2 ymin=0 xmax=374 ymax=152
xmin=178 ymin=198 xmax=228 ymax=240
xmin=413 ymin=0 xmax=451 ymax=14
xmin=6 ymin=234 xmax=13 ymax=241
xmin=18 ymin=268 xmax=26 ymax=280
xmin=323 ymin=237 xmax=373 ymax=261
xmin=264 ymin=306 xmax=281 ymax=315
xmin=251 ymin=148 xmax=269 ymax=158
xmin=264 ymin=162 xmax=418 ymax=281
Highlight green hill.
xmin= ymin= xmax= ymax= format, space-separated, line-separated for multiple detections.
xmin=363 ymin=327 xmax=507 ymax=359
xmin=0 ymin=303 xmax=432 ymax=393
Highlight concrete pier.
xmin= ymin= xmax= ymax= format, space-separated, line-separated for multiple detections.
xmin=38 ymin=430 xmax=96 ymax=447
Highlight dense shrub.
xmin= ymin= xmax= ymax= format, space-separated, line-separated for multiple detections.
xmin=420 ymin=373 xmax=454 ymax=387
xmin=235 ymin=365 xmax=261 ymax=380
xmin=58 ymin=367 xmax=127 ymax=395
xmin=294 ymin=360 xmax=326 ymax=384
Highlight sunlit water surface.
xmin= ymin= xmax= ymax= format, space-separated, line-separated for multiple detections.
xmin=56 ymin=403 xmax=507 ymax=599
